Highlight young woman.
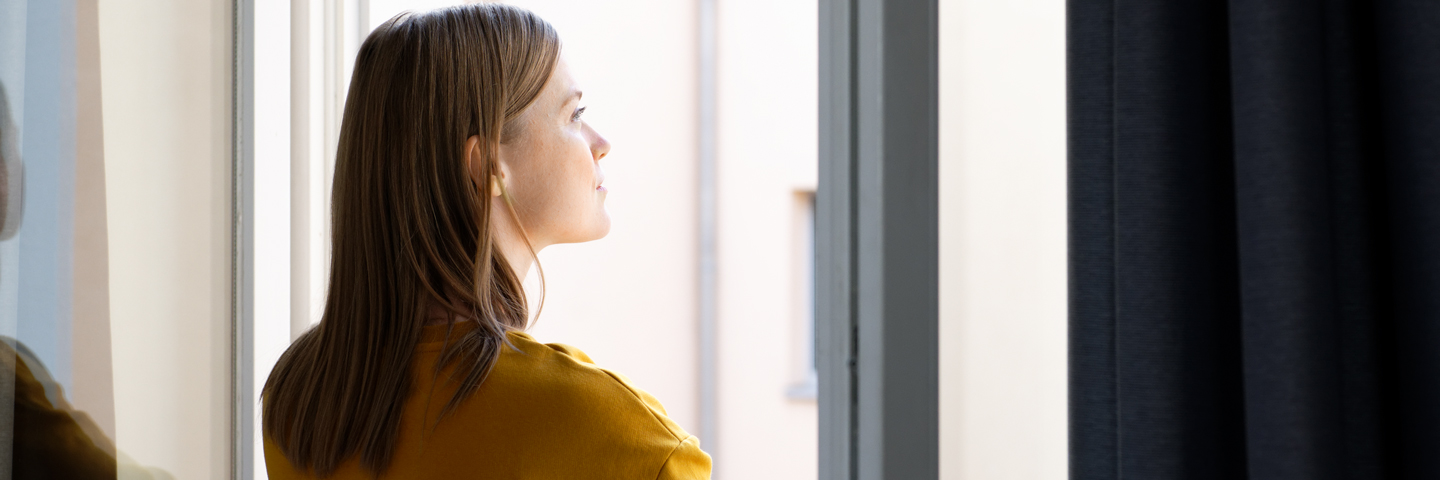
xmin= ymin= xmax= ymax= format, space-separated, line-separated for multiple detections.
xmin=261 ymin=5 xmax=711 ymax=479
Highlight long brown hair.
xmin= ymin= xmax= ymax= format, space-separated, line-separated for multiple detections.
xmin=261 ymin=4 xmax=560 ymax=476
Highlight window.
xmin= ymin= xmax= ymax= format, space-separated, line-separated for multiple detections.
xmin=1 ymin=0 xmax=235 ymax=477
xmin=788 ymin=192 xmax=818 ymax=400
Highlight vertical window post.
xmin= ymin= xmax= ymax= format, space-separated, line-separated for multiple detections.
xmin=818 ymin=0 xmax=938 ymax=478
xmin=232 ymin=0 xmax=254 ymax=478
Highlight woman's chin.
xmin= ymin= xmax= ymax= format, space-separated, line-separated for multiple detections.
xmin=561 ymin=214 xmax=610 ymax=244
xmin=588 ymin=214 xmax=612 ymax=241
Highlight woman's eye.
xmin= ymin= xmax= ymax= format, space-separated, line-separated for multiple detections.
xmin=571 ymin=106 xmax=587 ymax=123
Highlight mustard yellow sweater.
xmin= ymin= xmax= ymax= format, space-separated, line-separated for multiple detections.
xmin=264 ymin=323 xmax=712 ymax=479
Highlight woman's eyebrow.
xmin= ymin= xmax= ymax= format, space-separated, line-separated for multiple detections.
xmin=559 ymin=90 xmax=583 ymax=111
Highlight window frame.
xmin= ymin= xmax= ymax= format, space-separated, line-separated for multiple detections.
xmin=817 ymin=0 xmax=939 ymax=478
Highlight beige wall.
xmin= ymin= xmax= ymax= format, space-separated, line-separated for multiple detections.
xmin=99 ymin=0 xmax=233 ymax=477
xmin=714 ymin=0 xmax=820 ymax=478
xmin=939 ymin=0 xmax=1068 ymax=478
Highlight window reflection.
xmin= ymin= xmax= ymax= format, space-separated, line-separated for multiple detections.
xmin=1 ymin=0 xmax=232 ymax=478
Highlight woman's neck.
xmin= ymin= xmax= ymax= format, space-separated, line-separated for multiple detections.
xmin=491 ymin=204 xmax=541 ymax=282
xmin=497 ymin=236 xmax=535 ymax=281
xmin=422 ymin=206 xmax=541 ymax=327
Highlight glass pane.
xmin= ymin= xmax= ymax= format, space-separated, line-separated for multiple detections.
xmin=0 ymin=0 xmax=232 ymax=478
xmin=938 ymin=0 xmax=1067 ymax=478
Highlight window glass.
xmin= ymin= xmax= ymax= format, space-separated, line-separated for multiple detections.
xmin=0 ymin=0 xmax=233 ymax=478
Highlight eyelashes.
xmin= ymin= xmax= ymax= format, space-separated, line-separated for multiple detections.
xmin=571 ymin=106 xmax=587 ymax=122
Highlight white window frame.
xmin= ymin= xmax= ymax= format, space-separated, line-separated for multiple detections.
xmin=233 ymin=1 xmax=369 ymax=479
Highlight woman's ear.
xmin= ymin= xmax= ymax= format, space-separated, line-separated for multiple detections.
xmin=466 ymin=135 xmax=507 ymax=198
xmin=464 ymin=135 xmax=484 ymax=188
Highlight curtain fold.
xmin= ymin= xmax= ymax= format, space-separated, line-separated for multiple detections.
xmin=1069 ymin=0 xmax=1440 ymax=478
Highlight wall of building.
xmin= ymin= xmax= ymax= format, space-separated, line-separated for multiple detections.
xmin=714 ymin=0 xmax=820 ymax=477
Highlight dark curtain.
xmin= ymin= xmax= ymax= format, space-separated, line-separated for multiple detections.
xmin=1068 ymin=0 xmax=1440 ymax=478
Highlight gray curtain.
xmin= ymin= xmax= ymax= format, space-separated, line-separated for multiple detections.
xmin=1069 ymin=0 xmax=1440 ymax=478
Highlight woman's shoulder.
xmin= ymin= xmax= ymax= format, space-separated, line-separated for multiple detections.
xmin=265 ymin=327 xmax=712 ymax=479
xmin=414 ymin=331 xmax=711 ymax=478
xmin=491 ymin=331 xmax=687 ymax=435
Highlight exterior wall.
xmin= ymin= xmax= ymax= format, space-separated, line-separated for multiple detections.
xmin=98 ymin=0 xmax=234 ymax=477
xmin=938 ymin=0 xmax=1069 ymax=478
xmin=714 ymin=0 xmax=820 ymax=477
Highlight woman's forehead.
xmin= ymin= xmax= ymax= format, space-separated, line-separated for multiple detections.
xmin=549 ymin=64 xmax=578 ymax=98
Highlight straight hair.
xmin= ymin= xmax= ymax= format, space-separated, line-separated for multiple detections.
xmin=261 ymin=4 xmax=561 ymax=477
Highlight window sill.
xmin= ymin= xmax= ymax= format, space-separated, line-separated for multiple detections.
xmin=785 ymin=374 xmax=818 ymax=402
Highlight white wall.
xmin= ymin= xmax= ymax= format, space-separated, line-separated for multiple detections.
xmin=98 ymin=0 xmax=233 ymax=477
xmin=939 ymin=0 xmax=1068 ymax=478
xmin=714 ymin=0 xmax=820 ymax=477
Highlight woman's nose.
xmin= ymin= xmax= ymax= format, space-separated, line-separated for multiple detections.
xmin=591 ymin=130 xmax=611 ymax=161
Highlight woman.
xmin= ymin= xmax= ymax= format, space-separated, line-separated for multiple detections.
xmin=262 ymin=5 xmax=711 ymax=479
